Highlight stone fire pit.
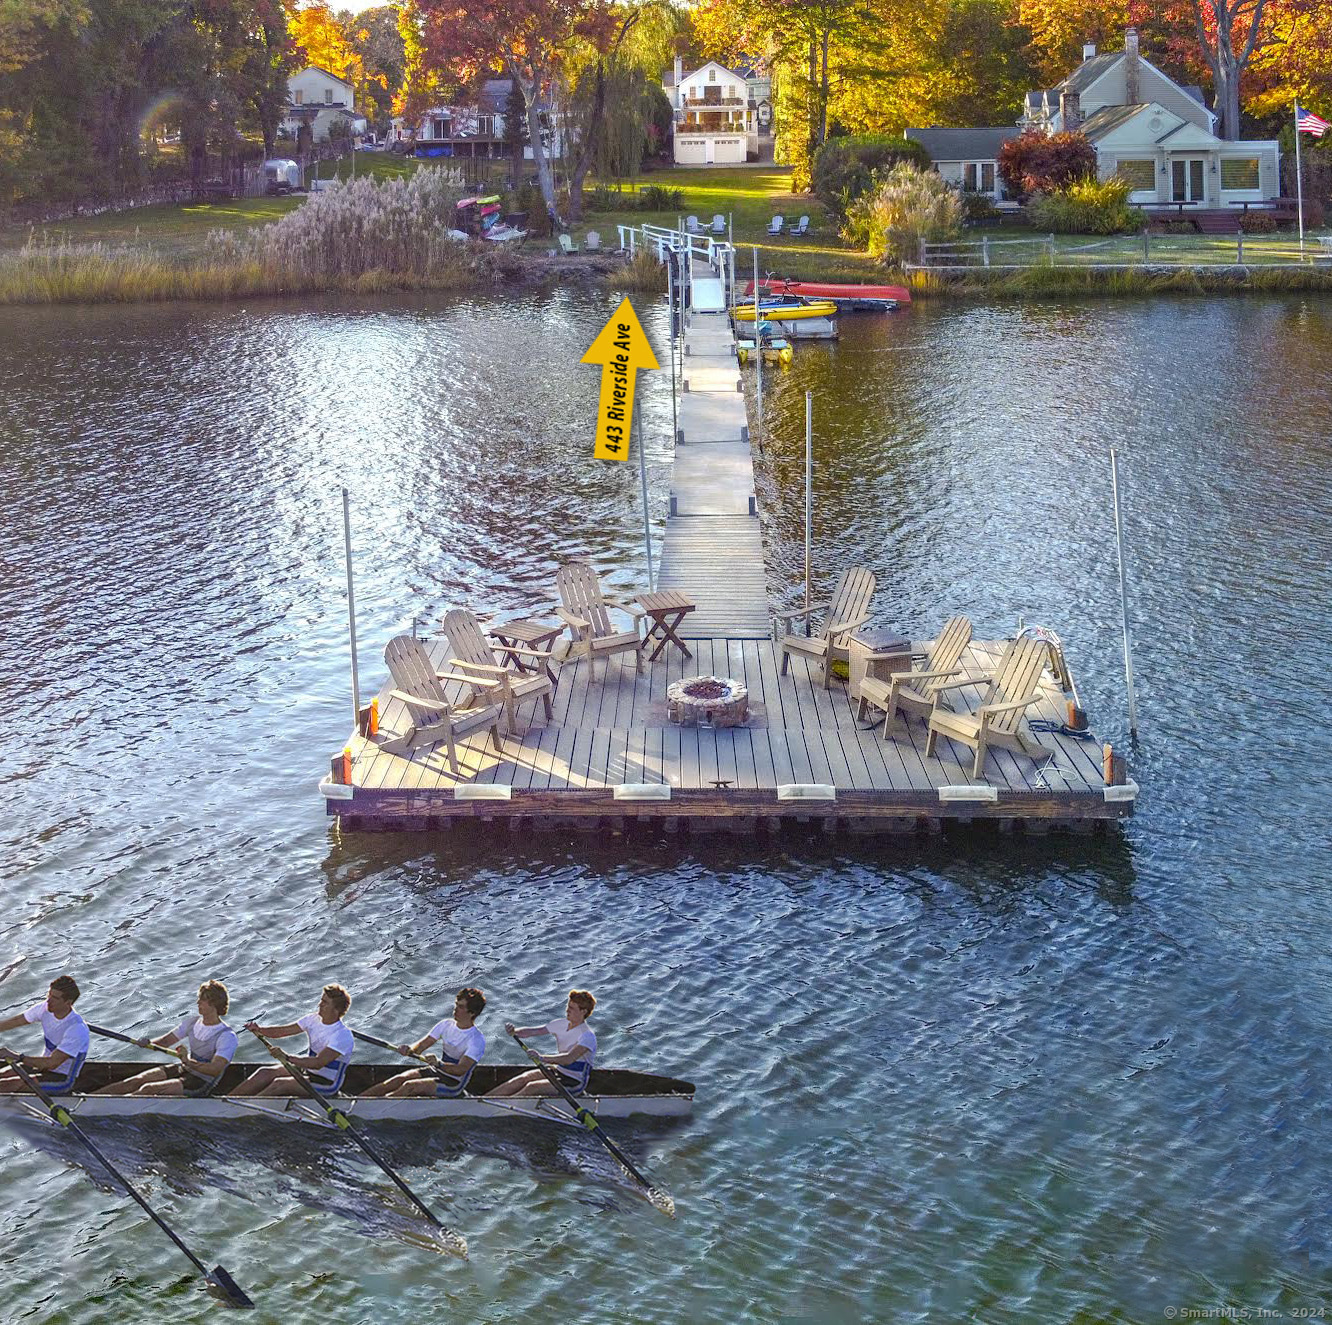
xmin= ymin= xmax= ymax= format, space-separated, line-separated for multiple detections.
xmin=666 ymin=675 xmax=749 ymax=728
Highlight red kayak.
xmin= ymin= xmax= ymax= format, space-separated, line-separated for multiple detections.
xmin=744 ymin=278 xmax=911 ymax=305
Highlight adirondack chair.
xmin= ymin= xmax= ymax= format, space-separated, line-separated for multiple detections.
xmin=441 ymin=607 xmax=555 ymax=734
xmin=856 ymin=615 xmax=973 ymax=735
xmin=555 ymin=562 xmax=645 ymax=679
xmin=766 ymin=215 xmax=784 ymax=236
xmin=710 ymin=214 xmax=726 ymax=234
xmin=685 ymin=215 xmax=702 ymax=234
xmin=925 ymin=637 xmax=1049 ymax=778
xmin=585 ymin=230 xmax=602 ymax=251
xmin=789 ymin=215 xmax=810 ymax=236
xmin=558 ymin=233 xmax=579 ymax=255
xmin=776 ymin=566 xmax=877 ymax=690
xmin=380 ymin=634 xmax=503 ymax=775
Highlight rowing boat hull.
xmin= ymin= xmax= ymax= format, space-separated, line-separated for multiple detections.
xmin=2 ymin=1063 xmax=695 ymax=1121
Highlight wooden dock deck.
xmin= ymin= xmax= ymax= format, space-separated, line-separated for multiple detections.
xmin=322 ymin=241 xmax=1137 ymax=834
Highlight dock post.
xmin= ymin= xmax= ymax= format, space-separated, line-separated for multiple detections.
xmin=667 ymin=255 xmax=678 ymax=447
xmin=753 ymin=246 xmax=763 ymax=454
xmin=1110 ymin=449 xmax=1139 ymax=740
xmin=804 ymin=392 xmax=813 ymax=633
xmin=342 ymin=486 xmax=361 ymax=727
xmin=637 ymin=407 xmax=655 ymax=591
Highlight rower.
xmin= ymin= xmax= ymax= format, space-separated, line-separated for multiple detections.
xmin=95 ymin=980 xmax=238 ymax=1097
xmin=0 ymin=976 xmax=90 ymax=1095
xmin=486 ymin=990 xmax=596 ymax=1099
xmin=230 ymin=985 xmax=353 ymax=1097
xmin=360 ymin=988 xmax=487 ymax=1098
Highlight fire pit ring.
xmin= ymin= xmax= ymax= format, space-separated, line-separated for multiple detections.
xmin=666 ymin=675 xmax=749 ymax=728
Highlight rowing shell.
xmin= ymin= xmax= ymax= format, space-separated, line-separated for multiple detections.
xmin=0 ymin=1063 xmax=695 ymax=1121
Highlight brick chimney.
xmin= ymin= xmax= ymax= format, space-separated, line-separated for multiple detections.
xmin=1124 ymin=27 xmax=1140 ymax=104
xmin=1060 ymin=89 xmax=1081 ymax=132
xmin=1083 ymin=42 xmax=1096 ymax=61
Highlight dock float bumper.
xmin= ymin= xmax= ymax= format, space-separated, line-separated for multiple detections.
xmin=1103 ymin=780 xmax=1139 ymax=803
xmin=614 ymin=783 xmax=673 ymax=801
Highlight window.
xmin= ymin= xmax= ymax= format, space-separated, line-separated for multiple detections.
xmin=962 ymin=162 xmax=996 ymax=193
xmin=708 ymin=69 xmax=716 ymax=82
xmin=1221 ymin=157 xmax=1260 ymax=190
xmin=478 ymin=114 xmax=494 ymax=136
xmin=324 ymin=89 xmax=333 ymax=105
xmin=1116 ymin=159 xmax=1155 ymax=190
xmin=294 ymin=90 xmax=303 ymax=105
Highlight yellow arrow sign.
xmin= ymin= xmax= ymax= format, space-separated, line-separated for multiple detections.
xmin=582 ymin=297 xmax=660 ymax=461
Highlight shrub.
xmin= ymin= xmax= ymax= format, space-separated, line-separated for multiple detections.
xmin=584 ymin=183 xmax=616 ymax=213
xmin=998 ymin=131 xmax=1096 ymax=200
xmin=1300 ymin=197 xmax=1326 ymax=228
xmin=961 ymin=191 xmax=1001 ymax=223
xmin=638 ymin=183 xmax=682 ymax=211
xmin=811 ymin=134 xmax=931 ymax=217
xmin=612 ymin=247 xmax=667 ymax=291
xmin=1025 ymin=176 xmax=1145 ymax=234
xmin=843 ymin=161 xmax=961 ymax=262
xmin=1239 ymin=211 xmax=1277 ymax=234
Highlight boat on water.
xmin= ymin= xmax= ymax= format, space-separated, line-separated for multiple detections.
xmin=2 ymin=1063 xmax=695 ymax=1122
xmin=731 ymin=300 xmax=839 ymax=323
xmin=744 ymin=278 xmax=910 ymax=310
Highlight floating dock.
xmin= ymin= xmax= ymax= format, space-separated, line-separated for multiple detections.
xmin=323 ymin=232 xmax=1136 ymax=835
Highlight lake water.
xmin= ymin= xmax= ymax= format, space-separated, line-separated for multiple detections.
xmin=1 ymin=290 xmax=1331 ymax=1322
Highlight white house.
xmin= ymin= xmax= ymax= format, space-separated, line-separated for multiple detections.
xmin=281 ymin=67 xmax=366 ymax=143
xmin=914 ymin=29 xmax=1282 ymax=213
xmin=390 ymin=79 xmax=562 ymax=161
xmin=663 ymin=58 xmax=762 ymax=165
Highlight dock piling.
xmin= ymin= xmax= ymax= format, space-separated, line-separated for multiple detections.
xmin=1110 ymin=448 xmax=1139 ymax=740
xmin=804 ymin=392 xmax=813 ymax=632
xmin=342 ymin=486 xmax=361 ymax=727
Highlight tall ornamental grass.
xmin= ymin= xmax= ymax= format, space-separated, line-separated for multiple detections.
xmin=843 ymin=163 xmax=961 ymax=264
xmin=1026 ymin=176 xmax=1145 ymax=235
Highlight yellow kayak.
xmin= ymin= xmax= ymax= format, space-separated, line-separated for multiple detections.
xmin=731 ymin=300 xmax=838 ymax=323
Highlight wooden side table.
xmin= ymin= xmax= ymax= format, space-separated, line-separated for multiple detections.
xmin=635 ymin=589 xmax=697 ymax=661
xmin=487 ymin=619 xmax=565 ymax=682
xmin=846 ymin=629 xmax=913 ymax=703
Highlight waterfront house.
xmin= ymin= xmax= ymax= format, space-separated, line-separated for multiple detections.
xmin=390 ymin=80 xmax=562 ymax=162
xmin=914 ymin=29 xmax=1281 ymax=212
xmin=281 ymin=67 xmax=366 ymax=143
xmin=904 ymin=128 xmax=1021 ymax=207
xmin=662 ymin=57 xmax=770 ymax=165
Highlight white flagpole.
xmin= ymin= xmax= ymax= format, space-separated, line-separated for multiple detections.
xmin=1295 ymin=99 xmax=1306 ymax=256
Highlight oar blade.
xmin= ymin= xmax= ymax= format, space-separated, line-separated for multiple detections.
xmin=205 ymin=1265 xmax=255 ymax=1309
xmin=433 ymin=1226 xmax=469 ymax=1261
xmin=646 ymin=1186 xmax=676 ymax=1220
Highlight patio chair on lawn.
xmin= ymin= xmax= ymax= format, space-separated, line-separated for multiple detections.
xmin=925 ymin=636 xmax=1050 ymax=779
xmin=856 ymin=615 xmax=973 ymax=736
xmin=585 ymin=230 xmax=602 ymax=251
xmin=686 ymin=215 xmax=702 ymax=234
xmin=711 ymin=214 xmax=726 ymax=234
xmin=555 ymin=562 xmax=645 ymax=681
xmin=777 ymin=566 xmax=877 ymax=690
xmin=766 ymin=215 xmax=784 ymax=236
xmin=789 ymin=215 xmax=810 ymax=236
xmin=380 ymin=634 xmax=503 ymax=775
xmin=442 ymin=607 xmax=556 ymax=734
xmin=558 ymin=232 xmax=579 ymax=255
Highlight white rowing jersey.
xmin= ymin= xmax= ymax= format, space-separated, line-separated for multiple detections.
xmin=24 ymin=1003 xmax=90 ymax=1060
xmin=172 ymin=1016 xmax=238 ymax=1065
xmin=297 ymin=1013 xmax=354 ymax=1081
xmin=427 ymin=1018 xmax=485 ymax=1066
xmin=545 ymin=1018 xmax=596 ymax=1067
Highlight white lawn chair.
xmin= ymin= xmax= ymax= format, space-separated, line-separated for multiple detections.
xmin=558 ymin=233 xmax=579 ymax=255
xmin=766 ymin=215 xmax=784 ymax=236
xmin=685 ymin=215 xmax=702 ymax=234
xmin=710 ymin=214 xmax=726 ymax=234
xmin=790 ymin=215 xmax=810 ymax=236
xmin=585 ymin=230 xmax=601 ymax=251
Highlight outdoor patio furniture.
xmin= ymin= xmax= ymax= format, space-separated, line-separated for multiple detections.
xmin=558 ymin=233 xmax=580 ymax=255
xmin=380 ymin=634 xmax=503 ymax=775
xmin=776 ymin=566 xmax=877 ymax=689
xmin=856 ymin=615 xmax=973 ymax=735
xmin=789 ymin=215 xmax=810 ymax=236
xmin=686 ymin=215 xmax=702 ymax=233
xmin=585 ymin=230 xmax=602 ymax=251
xmin=442 ymin=607 xmax=556 ymax=734
xmin=710 ymin=214 xmax=726 ymax=234
xmin=766 ymin=215 xmax=784 ymax=236
xmin=555 ymin=562 xmax=645 ymax=680
xmin=925 ymin=637 xmax=1049 ymax=778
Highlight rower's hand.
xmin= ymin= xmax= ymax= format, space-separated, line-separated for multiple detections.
xmin=172 ymin=1045 xmax=188 ymax=1060
xmin=135 ymin=1037 xmax=152 ymax=1050
xmin=424 ymin=1053 xmax=440 ymax=1066
xmin=244 ymin=1021 xmax=259 ymax=1033
xmin=396 ymin=1044 xmax=411 ymax=1057
xmin=504 ymin=1022 xmax=516 ymax=1036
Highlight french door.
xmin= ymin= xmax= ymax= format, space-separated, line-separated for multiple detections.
xmin=1171 ymin=158 xmax=1205 ymax=203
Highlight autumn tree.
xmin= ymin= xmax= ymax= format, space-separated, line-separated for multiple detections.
xmin=291 ymin=1 xmax=367 ymax=100
xmin=998 ymin=128 xmax=1096 ymax=197
xmin=345 ymin=5 xmax=407 ymax=128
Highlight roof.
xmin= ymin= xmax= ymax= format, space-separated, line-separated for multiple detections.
xmin=1078 ymin=104 xmax=1148 ymax=140
xmin=297 ymin=65 xmax=353 ymax=89
xmin=906 ymin=127 xmax=1020 ymax=161
xmin=1055 ymin=51 xmax=1120 ymax=95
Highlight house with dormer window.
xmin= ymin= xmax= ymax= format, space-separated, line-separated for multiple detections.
xmin=663 ymin=58 xmax=764 ymax=165
xmin=910 ymin=29 xmax=1281 ymax=217
xmin=281 ymin=67 xmax=366 ymax=143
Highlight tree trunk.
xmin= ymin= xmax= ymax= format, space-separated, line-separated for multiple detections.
xmin=818 ymin=29 xmax=831 ymax=146
xmin=1193 ymin=0 xmax=1269 ymax=140
xmin=522 ymin=82 xmax=558 ymax=223
xmin=567 ymin=63 xmax=607 ymax=223
xmin=806 ymin=38 xmax=819 ymax=162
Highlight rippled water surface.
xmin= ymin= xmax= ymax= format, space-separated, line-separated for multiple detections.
xmin=2 ymin=290 xmax=1331 ymax=1323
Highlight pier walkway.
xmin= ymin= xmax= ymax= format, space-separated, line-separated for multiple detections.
xmin=323 ymin=228 xmax=1137 ymax=834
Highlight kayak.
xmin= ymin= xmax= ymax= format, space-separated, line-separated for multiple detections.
xmin=732 ymin=300 xmax=838 ymax=323
xmin=744 ymin=279 xmax=911 ymax=305
xmin=0 ymin=1063 xmax=696 ymax=1121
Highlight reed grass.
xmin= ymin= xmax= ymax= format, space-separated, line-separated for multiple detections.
xmin=609 ymin=247 xmax=668 ymax=292
xmin=906 ymin=262 xmax=1332 ymax=300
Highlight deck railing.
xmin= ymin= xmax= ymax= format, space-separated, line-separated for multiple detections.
xmin=915 ymin=230 xmax=1329 ymax=269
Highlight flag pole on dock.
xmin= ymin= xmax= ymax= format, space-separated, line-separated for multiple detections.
xmin=1109 ymin=449 xmax=1139 ymax=741
xmin=342 ymin=486 xmax=361 ymax=727
xmin=805 ymin=392 xmax=813 ymax=634
xmin=1295 ymin=99 xmax=1306 ymax=255
xmin=666 ymin=253 xmax=678 ymax=448
xmin=637 ymin=406 xmax=655 ymax=591
xmin=753 ymin=246 xmax=763 ymax=454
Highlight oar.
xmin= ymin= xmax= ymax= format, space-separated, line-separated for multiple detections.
xmin=89 ymin=1022 xmax=185 ymax=1061
xmin=506 ymin=1028 xmax=676 ymax=1218
xmin=0 ymin=1053 xmax=253 ymax=1308
xmin=350 ymin=1029 xmax=455 ymax=1083
xmin=244 ymin=1026 xmax=467 ymax=1259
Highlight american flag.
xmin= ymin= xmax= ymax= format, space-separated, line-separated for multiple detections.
xmin=1296 ymin=104 xmax=1330 ymax=137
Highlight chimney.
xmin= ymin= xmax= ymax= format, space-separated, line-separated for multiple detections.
xmin=1060 ymin=89 xmax=1081 ymax=132
xmin=1125 ymin=27 xmax=1140 ymax=104
xmin=1083 ymin=42 xmax=1096 ymax=61
xmin=674 ymin=54 xmax=683 ymax=88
